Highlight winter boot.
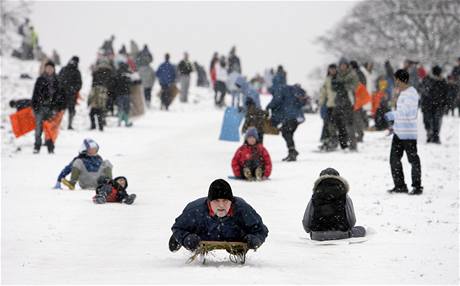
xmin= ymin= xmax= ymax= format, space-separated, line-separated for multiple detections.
xmin=168 ymin=234 xmax=182 ymax=252
xmin=243 ymin=167 xmax=254 ymax=181
xmin=283 ymin=149 xmax=298 ymax=162
xmin=409 ymin=186 xmax=423 ymax=195
xmin=387 ymin=185 xmax=408 ymax=194
xmin=45 ymin=139 xmax=54 ymax=154
xmin=255 ymin=167 xmax=263 ymax=181
xmin=122 ymin=194 xmax=136 ymax=205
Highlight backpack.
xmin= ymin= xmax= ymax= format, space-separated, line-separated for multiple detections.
xmin=310 ymin=178 xmax=350 ymax=232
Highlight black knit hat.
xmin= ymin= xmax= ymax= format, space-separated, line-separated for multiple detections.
xmin=208 ymin=179 xmax=233 ymax=201
xmin=113 ymin=176 xmax=128 ymax=191
xmin=45 ymin=60 xmax=55 ymax=68
xmin=319 ymin=167 xmax=340 ymax=177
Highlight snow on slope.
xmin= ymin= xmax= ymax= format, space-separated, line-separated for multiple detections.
xmin=1 ymin=56 xmax=459 ymax=284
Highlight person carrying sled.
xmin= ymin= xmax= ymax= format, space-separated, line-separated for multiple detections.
xmin=231 ymin=127 xmax=272 ymax=181
xmin=168 ymin=179 xmax=268 ymax=254
xmin=54 ymin=138 xmax=113 ymax=190
xmin=302 ymin=168 xmax=366 ymax=241
xmin=92 ymin=176 xmax=136 ymax=204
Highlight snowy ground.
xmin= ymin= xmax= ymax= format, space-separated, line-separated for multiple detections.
xmin=1 ymin=57 xmax=459 ymax=284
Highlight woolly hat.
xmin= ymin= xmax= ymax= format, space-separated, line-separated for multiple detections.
xmin=338 ymin=57 xmax=349 ymax=66
xmin=70 ymin=56 xmax=79 ymax=65
xmin=80 ymin=138 xmax=99 ymax=154
xmin=319 ymin=167 xmax=340 ymax=177
xmin=208 ymin=179 xmax=233 ymax=201
xmin=245 ymin=127 xmax=259 ymax=141
xmin=394 ymin=69 xmax=409 ymax=84
xmin=45 ymin=60 xmax=55 ymax=68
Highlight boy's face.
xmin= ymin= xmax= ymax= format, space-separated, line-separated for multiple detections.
xmin=116 ymin=178 xmax=126 ymax=188
xmin=45 ymin=65 xmax=54 ymax=76
xmin=87 ymin=147 xmax=98 ymax=156
xmin=246 ymin=136 xmax=257 ymax=145
xmin=209 ymin=199 xmax=232 ymax=218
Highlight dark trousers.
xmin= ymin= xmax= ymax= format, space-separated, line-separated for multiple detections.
xmin=90 ymin=108 xmax=104 ymax=131
xmin=333 ymin=108 xmax=356 ymax=150
xmin=242 ymin=159 xmax=264 ymax=176
xmin=67 ymin=103 xmax=76 ymax=128
xmin=322 ymin=108 xmax=338 ymax=147
xmin=214 ymin=81 xmax=226 ymax=106
xmin=144 ymin=87 xmax=152 ymax=103
xmin=281 ymin=119 xmax=299 ymax=150
xmin=390 ymin=135 xmax=422 ymax=188
xmin=424 ymin=108 xmax=443 ymax=143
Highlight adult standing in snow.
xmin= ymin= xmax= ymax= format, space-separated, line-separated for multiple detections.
xmin=113 ymin=63 xmax=133 ymax=127
xmin=168 ymin=179 xmax=268 ymax=252
xmin=209 ymin=52 xmax=219 ymax=88
xmin=318 ymin=64 xmax=338 ymax=151
xmin=420 ymin=66 xmax=448 ymax=144
xmin=136 ymin=44 xmax=153 ymax=67
xmin=302 ymin=168 xmax=366 ymax=241
xmin=228 ymin=46 xmax=242 ymax=74
xmin=235 ymin=76 xmax=261 ymax=110
xmin=331 ymin=58 xmax=359 ymax=151
xmin=266 ymin=84 xmax=307 ymax=161
xmin=214 ymin=56 xmax=228 ymax=107
xmin=194 ymin=62 xmax=209 ymax=87
xmin=350 ymin=60 xmax=366 ymax=142
xmin=58 ymin=56 xmax=82 ymax=130
xmin=269 ymin=65 xmax=287 ymax=95
xmin=31 ymin=60 xmax=61 ymax=154
xmin=156 ymin=53 xmax=177 ymax=110
xmin=385 ymin=69 xmax=423 ymax=195
xmin=138 ymin=63 xmax=156 ymax=108
xmin=177 ymin=52 xmax=194 ymax=103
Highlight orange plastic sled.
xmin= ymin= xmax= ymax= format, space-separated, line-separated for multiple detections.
xmin=354 ymin=83 xmax=371 ymax=111
xmin=43 ymin=111 xmax=64 ymax=143
xmin=9 ymin=107 xmax=36 ymax=138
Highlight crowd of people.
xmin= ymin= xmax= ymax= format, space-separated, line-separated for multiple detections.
xmin=7 ymin=23 xmax=460 ymax=260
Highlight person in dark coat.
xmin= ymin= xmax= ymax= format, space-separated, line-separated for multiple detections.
xmin=136 ymin=44 xmax=153 ymax=67
xmin=269 ymin=65 xmax=287 ymax=95
xmin=228 ymin=46 xmax=241 ymax=74
xmin=93 ymin=176 xmax=136 ymax=205
xmin=156 ymin=53 xmax=177 ymax=110
xmin=420 ymin=66 xmax=448 ymax=144
xmin=177 ymin=52 xmax=194 ymax=103
xmin=31 ymin=60 xmax=61 ymax=154
xmin=58 ymin=56 xmax=82 ymax=130
xmin=266 ymin=84 xmax=307 ymax=161
xmin=446 ymin=75 xmax=459 ymax=116
xmin=169 ymin=179 xmax=269 ymax=252
xmin=302 ymin=168 xmax=366 ymax=241
xmin=231 ymin=127 xmax=272 ymax=181
xmin=113 ymin=63 xmax=133 ymax=127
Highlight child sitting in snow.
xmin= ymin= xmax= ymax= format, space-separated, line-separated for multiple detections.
xmin=302 ymin=168 xmax=366 ymax=241
xmin=54 ymin=138 xmax=112 ymax=190
xmin=231 ymin=127 xmax=272 ymax=181
xmin=93 ymin=176 xmax=136 ymax=204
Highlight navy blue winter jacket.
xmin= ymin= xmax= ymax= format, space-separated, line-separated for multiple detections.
xmin=156 ymin=61 xmax=176 ymax=87
xmin=171 ymin=197 xmax=268 ymax=246
xmin=56 ymin=153 xmax=103 ymax=182
xmin=267 ymin=85 xmax=306 ymax=126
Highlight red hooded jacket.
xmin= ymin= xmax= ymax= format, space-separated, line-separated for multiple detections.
xmin=231 ymin=143 xmax=272 ymax=178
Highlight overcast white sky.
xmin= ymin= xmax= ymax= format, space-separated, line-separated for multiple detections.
xmin=29 ymin=1 xmax=357 ymax=91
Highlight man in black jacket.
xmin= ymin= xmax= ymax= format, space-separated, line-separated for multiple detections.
xmin=31 ymin=60 xmax=60 ymax=153
xmin=177 ymin=52 xmax=193 ymax=103
xmin=420 ymin=66 xmax=448 ymax=144
xmin=58 ymin=56 xmax=82 ymax=130
xmin=169 ymin=179 xmax=268 ymax=253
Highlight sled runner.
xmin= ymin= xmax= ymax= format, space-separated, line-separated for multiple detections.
xmin=187 ymin=241 xmax=248 ymax=264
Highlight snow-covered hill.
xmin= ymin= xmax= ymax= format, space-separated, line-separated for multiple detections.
xmin=1 ymin=56 xmax=458 ymax=284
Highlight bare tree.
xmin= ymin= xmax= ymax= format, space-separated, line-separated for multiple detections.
xmin=0 ymin=0 xmax=31 ymax=55
xmin=317 ymin=0 xmax=460 ymax=66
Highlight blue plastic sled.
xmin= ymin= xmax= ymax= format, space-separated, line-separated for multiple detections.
xmin=219 ymin=107 xmax=244 ymax=142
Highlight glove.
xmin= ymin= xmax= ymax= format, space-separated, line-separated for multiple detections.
xmin=53 ymin=181 xmax=62 ymax=189
xmin=183 ymin=233 xmax=201 ymax=251
xmin=245 ymin=234 xmax=262 ymax=250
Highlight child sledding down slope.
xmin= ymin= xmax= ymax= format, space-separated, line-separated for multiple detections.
xmin=302 ymin=168 xmax=366 ymax=241
xmin=231 ymin=127 xmax=272 ymax=181
xmin=93 ymin=176 xmax=136 ymax=205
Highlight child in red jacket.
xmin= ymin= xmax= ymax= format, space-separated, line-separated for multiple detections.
xmin=93 ymin=176 xmax=136 ymax=204
xmin=231 ymin=127 xmax=272 ymax=181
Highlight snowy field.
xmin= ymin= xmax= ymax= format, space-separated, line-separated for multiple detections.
xmin=1 ymin=57 xmax=459 ymax=284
